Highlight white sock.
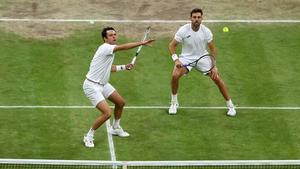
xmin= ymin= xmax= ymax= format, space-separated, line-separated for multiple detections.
xmin=171 ymin=94 xmax=178 ymax=103
xmin=226 ymin=99 xmax=234 ymax=109
xmin=113 ymin=119 xmax=120 ymax=129
xmin=87 ymin=128 xmax=95 ymax=137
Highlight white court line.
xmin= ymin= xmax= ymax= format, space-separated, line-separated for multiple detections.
xmin=105 ymin=120 xmax=117 ymax=165
xmin=0 ymin=18 xmax=300 ymax=23
xmin=0 ymin=105 xmax=300 ymax=110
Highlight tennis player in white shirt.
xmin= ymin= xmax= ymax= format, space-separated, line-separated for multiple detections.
xmin=83 ymin=27 xmax=154 ymax=148
xmin=168 ymin=8 xmax=236 ymax=117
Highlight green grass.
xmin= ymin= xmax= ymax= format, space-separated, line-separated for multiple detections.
xmin=0 ymin=23 xmax=300 ymax=161
xmin=0 ymin=109 xmax=110 ymax=160
xmin=116 ymin=109 xmax=300 ymax=160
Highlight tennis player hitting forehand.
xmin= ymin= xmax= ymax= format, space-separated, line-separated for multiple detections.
xmin=83 ymin=27 xmax=154 ymax=148
xmin=168 ymin=8 xmax=236 ymax=116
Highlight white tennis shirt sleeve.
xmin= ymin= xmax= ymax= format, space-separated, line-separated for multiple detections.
xmin=174 ymin=23 xmax=213 ymax=58
xmin=86 ymin=43 xmax=116 ymax=85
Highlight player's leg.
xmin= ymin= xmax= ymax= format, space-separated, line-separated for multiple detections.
xmin=104 ymin=83 xmax=129 ymax=137
xmin=83 ymin=80 xmax=112 ymax=147
xmin=84 ymin=100 xmax=112 ymax=148
xmin=208 ymin=70 xmax=236 ymax=116
xmin=169 ymin=65 xmax=189 ymax=114
xmin=108 ymin=91 xmax=125 ymax=120
xmin=93 ymin=101 xmax=112 ymax=129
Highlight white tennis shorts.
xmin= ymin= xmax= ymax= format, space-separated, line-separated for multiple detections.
xmin=83 ymin=79 xmax=116 ymax=107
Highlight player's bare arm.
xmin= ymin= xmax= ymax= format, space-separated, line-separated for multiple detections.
xmin=208 ymin=41 xmax=218 ymax=79
xmin=169 ymin=39 xmax=182 ymax=68
xmin=208 ymin=41 xmax=217 ymax=65
xmin=114 ymin=39 xmax=154 ymax=52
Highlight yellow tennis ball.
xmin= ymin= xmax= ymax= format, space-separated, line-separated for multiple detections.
xmin=223 ymin=27 xmax=229 ymax=32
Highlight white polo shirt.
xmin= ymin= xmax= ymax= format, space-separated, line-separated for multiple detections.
xmin=86 ymin=43 xmax=116 ymax=85
xmin=175 ymin=23 xmax=213 ymax=59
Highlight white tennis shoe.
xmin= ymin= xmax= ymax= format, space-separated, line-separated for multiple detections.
xmin=110 ymin=126 xmax=130 ymax=137
xmin=168 ymin=101 xmax=179 ymax=115
xmin=83 ymin=134 xmax=94 ymax=148
xmin=227 ymin=108 xmax=236 ymax=117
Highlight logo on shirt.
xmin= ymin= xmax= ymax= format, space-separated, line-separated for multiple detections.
xmin=185 ymin=35 xmax=191 ymax=39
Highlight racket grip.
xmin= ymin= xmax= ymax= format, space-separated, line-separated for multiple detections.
xmin=131 ymin=57 xmax=137 ymax=65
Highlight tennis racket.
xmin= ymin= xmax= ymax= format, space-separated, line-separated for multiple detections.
xmin=130 ymin=26 xmax=151 ymax=65
xmin=182 ymin=54 xmax=215 ymax=74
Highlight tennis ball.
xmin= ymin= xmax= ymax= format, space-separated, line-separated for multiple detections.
xmin=222 ymin=27 xmax=229 ymax=32
xmin=89 ymin=20 xmax=95 ymax=24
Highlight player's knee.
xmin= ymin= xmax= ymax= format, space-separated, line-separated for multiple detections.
xmin=172 ymin=72 xmax=181 ymax=81
xmin=212 ymin=75 xmax=222 ymax=83
xmin=117 ymin=99 xmax=126 ymax=108
xmin=103 ymin=110 xmax=112 ymax=119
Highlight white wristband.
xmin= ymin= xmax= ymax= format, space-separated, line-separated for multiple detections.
xmin=171 ymin=54 xmax=179 ymax=61
xmin=116 ymin=65 xmax=126 ymax=71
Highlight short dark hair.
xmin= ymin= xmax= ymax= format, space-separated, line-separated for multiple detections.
xmin=101 ymin=27 xmax=115 ymax=41
xmin=190 ymin=8 xmax=203 ymax=17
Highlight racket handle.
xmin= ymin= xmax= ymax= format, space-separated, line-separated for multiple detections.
xmin=131 ymin=57 xmax=137 ymax=65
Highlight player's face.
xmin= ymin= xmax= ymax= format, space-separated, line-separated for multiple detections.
xmin=191 ymin=12 xmax=202 ymax=27
xmin=104 ymin=30 xmax=117 ymax=44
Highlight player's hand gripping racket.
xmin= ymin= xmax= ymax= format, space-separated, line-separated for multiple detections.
xmin=182 ymin=54 xmax=215 ymax=75
xmin=130 ymin=26 xmax=151 ymax=65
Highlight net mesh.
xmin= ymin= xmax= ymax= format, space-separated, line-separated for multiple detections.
xmin=0 ymin=164 xmax=115 ymax=169
xmin=1 ymin=164 xmax=300 ymax=169
xmin=124 ymin=166 xmax=299 ymax=169
xmin=1 ymin=159 xmax=300 ymax=169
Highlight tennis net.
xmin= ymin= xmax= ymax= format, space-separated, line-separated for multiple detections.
xmin=1 ymin=159 xmax=300 ymax=169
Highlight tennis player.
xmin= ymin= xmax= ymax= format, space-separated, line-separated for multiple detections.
xmin=83 ymin=27 xmax=154 ymax=148
xmin=168 ymin=8 xmax=236 ymax=116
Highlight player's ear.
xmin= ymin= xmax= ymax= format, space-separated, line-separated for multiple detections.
xmin=103 ymin=36 xmax=108 ymax=42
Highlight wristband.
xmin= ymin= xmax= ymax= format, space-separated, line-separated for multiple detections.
xmin=171 ymin=54 xmax=179 ymax=61
xmin=116 ymin=65 xmax=126 ymax=71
